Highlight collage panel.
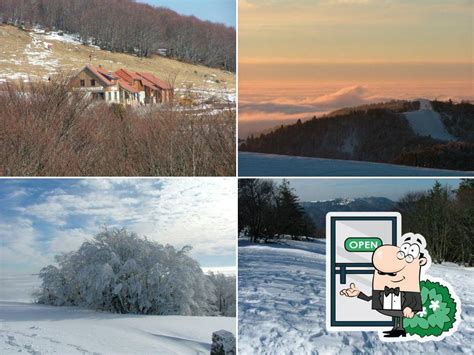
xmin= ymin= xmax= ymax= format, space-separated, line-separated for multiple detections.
xmin=0 ymin=178 xmax=237 ymax=353
xmin=0 ymin=0 xmax=236 ymax=177
xmin=238 ymin=0 xmax=473 ymax=177
xmin=238 ymin=178 xmax=473 ymax=353
xmin=0 ymin=0 xmax=473 ymax=354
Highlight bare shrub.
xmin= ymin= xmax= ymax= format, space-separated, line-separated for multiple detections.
xmin=0 ymin=76 xmax=235 ymax=176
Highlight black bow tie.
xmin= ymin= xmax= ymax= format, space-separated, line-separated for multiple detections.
xmin=384 ymin=286 xmax=400 ymax=296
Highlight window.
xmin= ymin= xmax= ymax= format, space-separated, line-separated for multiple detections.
xmin=114 ymin=91 xmax=118 ymax=101
xmin=108 ymin=92 xmax=111 ymax=101
xmin=80 ymin=80 xmax=85 ymax=87
xmin=90 ymin=79 xmax=96 ymax=87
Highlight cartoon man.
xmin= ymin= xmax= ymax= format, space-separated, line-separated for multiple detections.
xmin=340 ymin=234 xmax=429 ymax=338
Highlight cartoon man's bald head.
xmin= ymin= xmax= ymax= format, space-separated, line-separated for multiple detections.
xmin=372 ymin=234 xmax=429 ymax=292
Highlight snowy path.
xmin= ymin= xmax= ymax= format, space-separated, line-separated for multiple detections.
xmin=238 ymin=152 xmax=473 ymax=177
xmin=404 ymin=99 xmax=456 ymax=141
xmin=0 ymin=302 xmax=235 ymax=354
xmin=238 ymin=239 xmax=474 ymax=354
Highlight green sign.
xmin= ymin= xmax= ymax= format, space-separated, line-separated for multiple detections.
xmin=344 ymin=237 xmax=382 ymax=252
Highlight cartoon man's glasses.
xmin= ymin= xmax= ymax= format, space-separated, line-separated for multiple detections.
xmin=396 ymin=242 xmax=420 ymax=263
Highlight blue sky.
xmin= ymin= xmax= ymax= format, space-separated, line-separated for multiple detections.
xmin=139 ymin=0 xmax=236 ymax=27
xmin=0 ymin=179 xmax=236 ymax=274
xmin=279 ymin=179 xmax=463 ymax=202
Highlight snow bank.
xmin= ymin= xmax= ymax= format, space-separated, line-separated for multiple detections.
xmin=43 ymin=32 xmax=82 ymax=45
xmin=404 ymin=99 xmax=457 ymax=141
xmin=1 ymin=301 xmax=235 ymax=354
xmin=238 ymin=239 xmax=473 ymax=354
xmin=238 ymin=152 xmax=473 ymax=177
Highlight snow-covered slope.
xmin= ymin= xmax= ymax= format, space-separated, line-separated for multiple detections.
xmin=0 ymin=275 xmax=235 ymax=354
xmin=404 ymin=99 xmax=457 ymax=141
xmin=238 ymin=152 xmax=473 ymax=176
xmin=1 ymin=302 xmax=235 ymax=354
xmin=238 ymin=239 xmax=473 ymax=354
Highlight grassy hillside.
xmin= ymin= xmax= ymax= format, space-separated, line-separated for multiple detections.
xmin=0 ymin=25 xmax=235 ymax=94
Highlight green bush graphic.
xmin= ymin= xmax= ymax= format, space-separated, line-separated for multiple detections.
xmin=404 ymin=280 xmax=457 ymax=337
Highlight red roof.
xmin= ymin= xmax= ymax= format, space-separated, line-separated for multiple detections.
xmin=84 ymin=65 xmax=119 ymax=87
xmin=136 ymin=72 xmax=172 ymax=90
xmin=84 ymin=65 xmax=172 ymax=91
xmin=114 ymin=68 xmax=172 ymax=90
xmin=119 ymin=68 xmax=142 ymax=81
xmin=114 ymin=68 xmax=137 ymax=83
xmin=114 ymin=68 xmax=154 ymax=89
xmin=118 ymin=78 xmax=139 ymax=94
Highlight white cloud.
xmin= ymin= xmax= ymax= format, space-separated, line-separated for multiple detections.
xmin=2 ymin=179 xmax=236 ymax=273
xmin=240 ymin=85 xmax=391 ymax=117
xmin=0 ymin=218 xmax=50 ymax=273
xmin=49 ymin=228 xmax=91 ymax=254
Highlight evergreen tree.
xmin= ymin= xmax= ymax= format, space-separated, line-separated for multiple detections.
xmin=276 ymin=180 xmax=310 ymax=239
xmin=239 ymin=179 xmax=316 ymax=242
xmin=398 ymin=180 xmax=473 ymax=265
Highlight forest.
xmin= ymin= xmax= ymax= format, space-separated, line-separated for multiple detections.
xmin=432 ymin=100 xmax=474 ymax=142
xmin=0 ymin=0 xmax=236 ymax=71
xmin=241 ymin=101 xmax=474 ymax=171
xmin=238 ymin=179 xmax=317 ymax=243
xmin=0 ymin=76 xmax=235 ymax=176
xmin=35 ymin=228 xmax=236 ymax=317
xmin=399 ymin=180 xmax=473 ymax=266
xmin=239 ymin=179 xmax=473 ymax=266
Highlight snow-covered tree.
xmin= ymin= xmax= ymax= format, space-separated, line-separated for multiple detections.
xmin=207 ymin=273 xmax=236 ymax=317
xmin=35 ymin=228 xmax=222 ymax=316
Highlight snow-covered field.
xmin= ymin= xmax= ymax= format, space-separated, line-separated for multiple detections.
xmin=0 ymin=275 xmax=235 ymax=354
xmin=238 ymin=239 xmax=474 ymax=354
xmin=404 ymin=99 xmax=457 ymax=141
xmin=238 ymin=152 xmax=473 ymax=177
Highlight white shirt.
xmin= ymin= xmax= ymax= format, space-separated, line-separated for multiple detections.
xmin=383 ymin=292 xmax=402 ymax=310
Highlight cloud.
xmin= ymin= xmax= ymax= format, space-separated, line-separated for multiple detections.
xmin=49 ymin=229 xmax=91 ymax=254
xmin=0 ymin=218 xmax=50 ymax=273
xmin=240 ymin=85 xmax=390 ymax=118
xmin=1 ymin=179 xmax=236 ymax=273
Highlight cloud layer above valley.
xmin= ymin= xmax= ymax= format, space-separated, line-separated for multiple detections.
xmin=0 ymin=179 xmax=236 ymax=274
xmin=240 ymin=85 xmax=389 ymax=119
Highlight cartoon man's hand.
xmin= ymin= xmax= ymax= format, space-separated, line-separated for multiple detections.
xmin=403 ymin=307 xmax=414 ymax=318
xmin=339 ymin=283 xmax=360 ymax=297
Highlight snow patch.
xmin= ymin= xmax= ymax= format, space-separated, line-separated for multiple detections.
xmin=24 ymin=33 xmax=59 ymax=72
xmin=342 ymin=133 xmax=357 ymax=155
xmin=404 ymin=99 xmax=457 ymax=141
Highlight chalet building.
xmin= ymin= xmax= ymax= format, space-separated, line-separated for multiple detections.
xmin=71 ymin=65 xmax=173 ymax=106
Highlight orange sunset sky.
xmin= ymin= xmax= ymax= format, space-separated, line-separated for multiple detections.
xmin=239 ymin=0 xmax=474 ymax=137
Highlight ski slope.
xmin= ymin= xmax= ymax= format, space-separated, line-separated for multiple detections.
xmin=238 ymin=239 xmax=473 ymax=354
xmin=238 ymin=152 xmax=473 ymax=177
xmin=404 ymin=99 xmax=457 ymax=141
xmin=0 ymin=275 xmax=235 ymax=354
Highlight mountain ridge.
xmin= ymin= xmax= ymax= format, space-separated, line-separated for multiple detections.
xmin=240 ymin=100 xmax=474 ymax=171
xmin=301 ymin=197 xmax=397 ymax=230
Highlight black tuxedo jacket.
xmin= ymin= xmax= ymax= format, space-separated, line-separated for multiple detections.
xmin=358 ymin=289 xmax=422 ymax=312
